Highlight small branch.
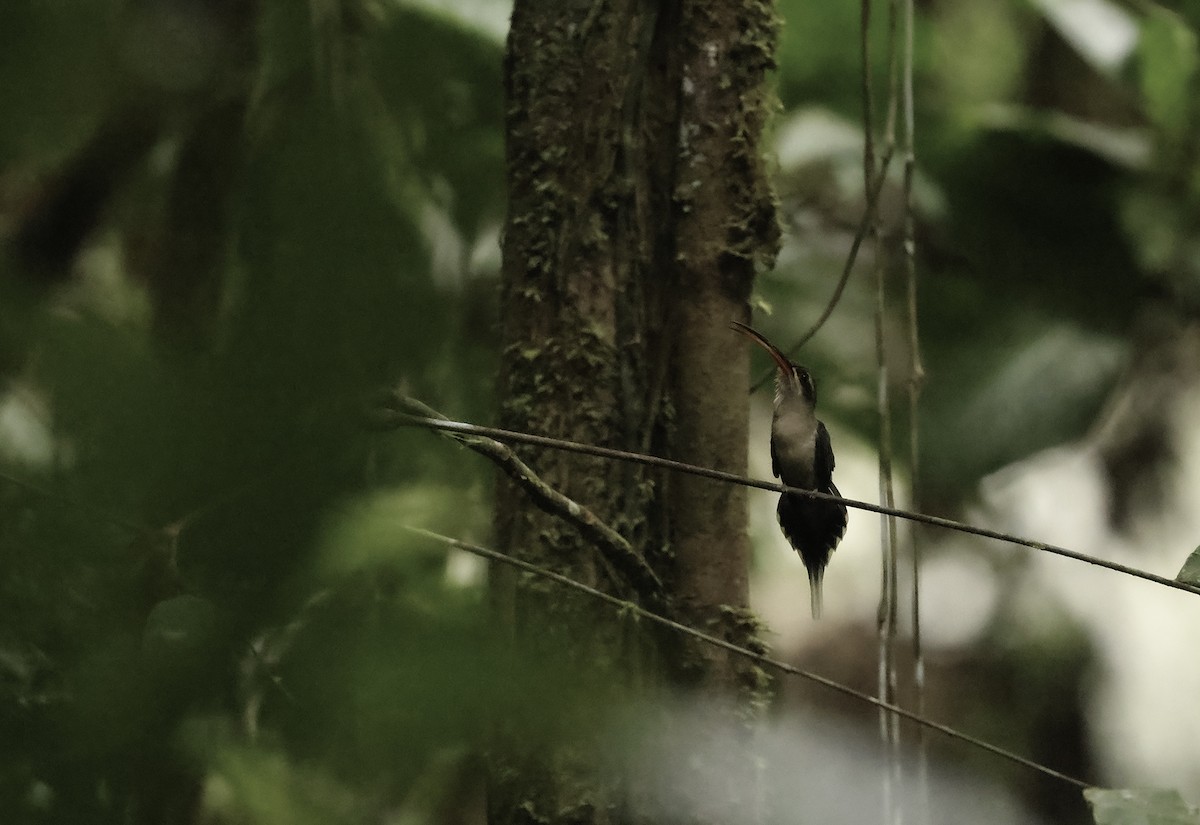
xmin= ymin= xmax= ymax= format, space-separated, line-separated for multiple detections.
xmin=747 ymin=0 xmax=897 ymax=393
xmin=373 ymin=411 xmax=1200 ymax=598
xmin=899 ymin=0 xmax=929 ymax=819
xmin=372 ymin=391 xmax=666 ymax=608
xmin=405 ymin=524 xmax=1093 ymax=791
xmin=873 ymin=192 xmax=903 ymax=824
xmin=871 ymin=0 xmax=903 ymax=813
xmin=749 ymin=147 xmax=894 ymax=393
xmin=862 ymin=0 xmax=877 ymax=183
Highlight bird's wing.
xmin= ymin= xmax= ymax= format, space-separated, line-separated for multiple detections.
xmin=815 ymin=421 xmax=836 ymax=487
xmin=771 ymin=435 xmax=780 ymax=479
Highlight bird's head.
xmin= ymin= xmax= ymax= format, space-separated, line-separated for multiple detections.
xmin=730 ymin=321 xmax=816 ymax=406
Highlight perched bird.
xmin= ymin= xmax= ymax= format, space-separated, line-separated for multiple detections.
xmin=732 ymin=321 xmax=847 ymax=618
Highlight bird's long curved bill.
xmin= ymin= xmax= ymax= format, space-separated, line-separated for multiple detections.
xmin=730 ymin=321 xmax=791 ymax=375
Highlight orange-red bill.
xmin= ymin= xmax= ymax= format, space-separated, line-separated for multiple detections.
xmin=729 ymin=321 xmax=791 ymax=375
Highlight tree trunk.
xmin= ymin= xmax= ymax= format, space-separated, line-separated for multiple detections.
xmin=493 ymin=0 xmax=780 ymax=821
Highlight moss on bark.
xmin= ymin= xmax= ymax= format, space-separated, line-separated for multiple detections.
xmin=493 ymin=0 xmax=781 ymax=821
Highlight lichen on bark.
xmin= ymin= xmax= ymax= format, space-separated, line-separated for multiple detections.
xmin=492 ymin=0 xmax=782 ymax=821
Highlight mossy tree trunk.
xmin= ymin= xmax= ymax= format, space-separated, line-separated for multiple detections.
xmin=493 ymin=0 xmax=780 ymax=822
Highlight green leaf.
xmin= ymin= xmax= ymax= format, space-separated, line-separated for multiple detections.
xmin=1177 ymin=546 xmax=1200 ymax=587
xmin=1084 ymin=788 xmax=1200 ymax=825
xmin=1139 ymin=9 xmax=1200 ymax=141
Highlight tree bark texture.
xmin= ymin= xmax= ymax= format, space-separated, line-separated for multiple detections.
xmin=493 ymin=0 xmax=780 ymax=822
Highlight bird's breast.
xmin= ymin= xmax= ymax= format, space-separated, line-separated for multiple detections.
xmin=772 ymin=406 xmax=818 ymax=488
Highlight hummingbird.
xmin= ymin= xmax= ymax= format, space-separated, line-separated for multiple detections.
xmin=732 ymin=321 xmax=847 ymax=618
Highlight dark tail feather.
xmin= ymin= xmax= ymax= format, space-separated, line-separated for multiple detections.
xmin=808 ymin=566 xmax=825 ymax=619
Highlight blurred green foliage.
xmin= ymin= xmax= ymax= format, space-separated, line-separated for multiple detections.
xmin=767 ymin=0 xmax=1200 ymax=498
xmin=0 ymin=1 xmax=525 ymax=821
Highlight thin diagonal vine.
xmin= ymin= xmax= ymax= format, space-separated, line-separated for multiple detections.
xmin=405 ymin=524 xmax=1093 ymax=792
